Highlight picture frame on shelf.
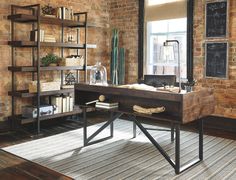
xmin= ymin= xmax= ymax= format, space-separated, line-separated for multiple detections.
xmin=205 ymin=41 xmax=228 ymax=79
xmin=205 ymin=0 xmax=228 ymax=38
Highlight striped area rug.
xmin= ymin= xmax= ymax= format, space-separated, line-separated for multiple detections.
xmin=3 ymin=119 xmax=236 ymax=180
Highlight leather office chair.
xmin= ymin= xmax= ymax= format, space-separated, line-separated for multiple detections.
xmin=143 ymin=74 xmax=177 ymax=141
xmin=143 ymin=75 xmax=176 ymax=87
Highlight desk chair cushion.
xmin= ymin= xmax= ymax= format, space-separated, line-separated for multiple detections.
xmin=144 ymin=75 xmax=176 ymax=87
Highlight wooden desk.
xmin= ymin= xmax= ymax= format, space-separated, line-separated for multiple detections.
xmin=74 ymin=83 xmax=214 ymax=174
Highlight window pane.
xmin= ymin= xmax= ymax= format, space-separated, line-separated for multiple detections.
xmin=168 ymin=18 xmax=186 ymax=32
xmin=146 ymin=18 xmax=187 ymax=80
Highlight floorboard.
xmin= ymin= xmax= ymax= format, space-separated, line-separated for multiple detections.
xmin=0 ymin=150 xmax=73 ymax=180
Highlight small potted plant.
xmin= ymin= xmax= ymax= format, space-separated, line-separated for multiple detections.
xmin=41 ymin=54 xmax=59 ymax=66
xmin=185 ymin=79 xmax=197 ymax=92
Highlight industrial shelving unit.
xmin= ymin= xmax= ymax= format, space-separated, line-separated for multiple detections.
xmin=8 ymin=4 xmax=95 ymax=133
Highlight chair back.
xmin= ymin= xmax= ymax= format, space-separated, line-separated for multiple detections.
xmin=144 ymin=75 xmax=176 ymax=87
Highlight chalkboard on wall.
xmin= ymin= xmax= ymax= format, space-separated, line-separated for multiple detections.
xmin=205 ymin=42 xmax=228 ymax=78
xmin=206 ymin=1 xmax=228 ymax=38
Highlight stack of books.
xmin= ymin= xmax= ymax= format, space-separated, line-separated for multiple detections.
xmin=57 ymin=7 xmax=74 ymax=20
xmin=95 ymin=101 xmax=119 ymax=109
xmin=44 ymin=35 xmax=56 ymax=42
xmin=30 ymin=30 xmax=45 ymax=42
xmin=51 ymin=95 xmax=74 ymax=114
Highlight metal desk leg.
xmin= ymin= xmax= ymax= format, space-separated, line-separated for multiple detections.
xmin=83 ymin=107 xmax=87 ymax=146
xmin=83 ymin=112 xmax=123 ymax=146
xmin=133 ymin=120 xmax=136 ymax=138
xmin=110 ymin=112 xmax=114 ymax=138
xmin=174 ymin=120 xmax=203 ymax=174
xmin=199 ymin=119 xmax=203 ymax=160
xmin=175 ymin=124 xmax=180 ymax=174
xmin=171 ymin=122 xmax=175 ymax=142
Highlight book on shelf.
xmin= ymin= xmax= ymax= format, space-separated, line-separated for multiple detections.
xmin=43 ymin=35 xmax=56 ymax=42
xmin=66 ymin=96 xmax=70 ymax=112
xmin=51 ymin=95 xmax=73 ymax=114
xmin=30 ymin=30 xmax=44 ymax=42
xmin=69 ymin=96 xmax=74 ymax=111
xmin=61 ymin=85 xmax=74 ymax=89
xmin=62 ymin=96 xmax=67 ymax=113
xmin=58 ymin=7 xmax=74 ymax=20
xmin=87 ymin=44 xmax=97 ymax=48
xmin=51 ymin=96 xmax=63 ymax=114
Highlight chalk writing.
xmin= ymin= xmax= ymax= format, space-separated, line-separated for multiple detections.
xmin=205 ymin=42 xmax=227 ymax=78
xmin=206 ymin=1 xmax=227 ymax=38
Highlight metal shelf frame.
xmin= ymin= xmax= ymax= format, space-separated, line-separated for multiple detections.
xmin=8 ymin=4 xmax=89 ymax=133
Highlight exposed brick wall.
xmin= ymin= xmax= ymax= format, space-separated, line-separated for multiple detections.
xmin=0 ymin=0 xmax=110 ymax=121
xmin=109 ymin=0 xmax=236 ymax=119
xmin=193 ymin=0 xmax=236 ymax=119
xmin=108 ymin=0 xmax=139 ymax=83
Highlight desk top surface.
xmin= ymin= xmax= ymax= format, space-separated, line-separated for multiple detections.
xmin=75 ymin=83 xmax=211 ymax=102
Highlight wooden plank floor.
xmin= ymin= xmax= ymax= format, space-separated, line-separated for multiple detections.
xmin=0 ymin=112 xmax=108 ymax=148
xmin=0 ymin=150 xmax=73 ymax=180
xmin=0 ymin=112 xmax=108 ymax=180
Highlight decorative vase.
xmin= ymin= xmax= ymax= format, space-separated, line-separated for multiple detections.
xmin=110 ymin=28 xmax=125 ymax=85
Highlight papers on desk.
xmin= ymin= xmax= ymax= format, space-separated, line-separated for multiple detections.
xmin=156 ymin=86 xmax=180 ymax=93
xmin=118 ymin=84 xmax=157 ymax=91
xmin=118 ymin=83 xmax=180 ymax=93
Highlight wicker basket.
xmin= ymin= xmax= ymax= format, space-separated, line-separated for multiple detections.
xmin=29 ymin=81 xmax=61 ymax=93
xmin=59 ymin=56 xmax=84 ymax=66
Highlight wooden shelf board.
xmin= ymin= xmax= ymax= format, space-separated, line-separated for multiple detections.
xmin=7 ymin=14 xmax=36 ymax=23
xmin=8 ymin=89 xmax=74 ymax=98
xmin=8 ymin=66 xmax=86 ymax=72
xmin=7 ymin=14 xmax=96 ymax=28
xmin=9 ymin=110 xmax=82 ymax=124
xmin=8 ymin=41 xmax=96 ymax=49
xmin=8 ymin=41 xmax=36 ymax=47
xmin=40 ymin=42 xmax=85 ymax=48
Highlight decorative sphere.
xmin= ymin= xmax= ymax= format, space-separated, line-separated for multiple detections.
xmin=99 ymin=95 xmax=106 ymax=102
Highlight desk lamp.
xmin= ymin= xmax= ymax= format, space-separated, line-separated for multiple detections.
xmin=163 ymin=40 xmax=181 ymax=93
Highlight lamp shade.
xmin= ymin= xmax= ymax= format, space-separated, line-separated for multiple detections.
xmin=160 ymin=45 xmax=175 ymax=63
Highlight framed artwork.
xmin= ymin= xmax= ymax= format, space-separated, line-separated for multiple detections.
xmin=205 ymin=0 xmax=228 ymax=38
xmin=205 ymin=42 xmax=228 ymax=79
